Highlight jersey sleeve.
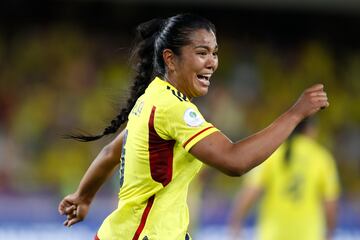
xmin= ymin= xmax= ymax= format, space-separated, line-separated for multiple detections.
xmin=155 ymin=100 xmax=219 ymax=152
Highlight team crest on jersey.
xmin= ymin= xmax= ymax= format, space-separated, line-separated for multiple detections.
xmin=183 ymin=108 xmax=204 ymax=127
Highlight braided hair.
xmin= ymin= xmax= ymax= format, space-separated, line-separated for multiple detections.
xmin=68 ymin=14 xmax=216 ymax=141
xmin=284 ymin=117 xmax=313 ymax=164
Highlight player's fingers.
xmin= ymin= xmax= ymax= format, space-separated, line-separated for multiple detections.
xmin=64 ymin=205 xmax=77 ymax=215
xmin=314 ymin=96 xmax=328 ymax=103
xmin=310 ymin=91 xmax=327 ymax=97
xmin=313 ymin=96 xmax=329 ymax=107
xmin=58 ymin=200 xmax=70 ymax=214
xmin=66 ymin=211 xmax=77 ymax=220
xmin=64 ymin=218 xmax=76 ymax=227
xmin=305 ymin=83 xmax=324 ymax=93
xmin=314 ymin=96 xmax=329 ymax=110
xmin=63 ymin=219 xmax=69 ymax=226
xmin=65 ymin=217 xmax=82 ymax=227
xmin=321 ymin=101 xmax=330 ymax=109
xmin=58 ymin=198 xmax=74 ymax=214
xmin=313 ymin=96 xmax=328 ymax=102
xmin=58 ymin=204 xmax=64 ymax=215
xmin=62 ymin=199 xmax=73 ymax=207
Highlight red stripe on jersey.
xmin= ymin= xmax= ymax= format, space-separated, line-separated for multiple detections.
xmin=94 ymin=234 xmax=100 ymax=240
xmin=148 ymin=106 xmax=175 ymax=187
xmin=182 ymin=126 xmax=214 ymax=149
xmin=132 ymin=195 xmax=155 ymax=240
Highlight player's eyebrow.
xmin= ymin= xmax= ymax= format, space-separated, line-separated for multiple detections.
xmin=194 ymin=45 xmax=218 ymax=51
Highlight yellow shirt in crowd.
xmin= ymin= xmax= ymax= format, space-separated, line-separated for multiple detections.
xmin=245 ymin=135 xmax=340 ymax=240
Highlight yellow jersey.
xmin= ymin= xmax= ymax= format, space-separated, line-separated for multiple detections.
xmin=245 ymin=135 xmax=340 ymax=240
xmin=97 ymin=77 xmax=219 ymax=240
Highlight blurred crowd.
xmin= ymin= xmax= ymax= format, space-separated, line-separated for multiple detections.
xmin=0 ymin=20 xmax=359 ymax=217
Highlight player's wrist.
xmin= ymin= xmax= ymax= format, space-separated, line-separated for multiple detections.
xmin=284 ymin=107 xmax=304 ymax=126
xmin=74 ymin=190 xmax=94 ymax=204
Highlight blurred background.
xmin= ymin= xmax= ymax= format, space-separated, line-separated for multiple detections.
xmin=0 ymin=0 xmax=359 ymax=239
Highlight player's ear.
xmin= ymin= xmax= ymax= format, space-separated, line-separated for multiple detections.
xmin=162 ymin=49 xmax=176 ymax=72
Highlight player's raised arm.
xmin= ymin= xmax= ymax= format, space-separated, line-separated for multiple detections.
xmin=191 ymin=84 xmax=328 ymax=176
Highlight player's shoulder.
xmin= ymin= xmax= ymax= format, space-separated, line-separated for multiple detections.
xmin=164 ymin=85 xmax=190 ymax=103
xmin=148 ymin=78 xmax=194 ymax=108
xmin=157 ymin=84 xmax=190 ymax=105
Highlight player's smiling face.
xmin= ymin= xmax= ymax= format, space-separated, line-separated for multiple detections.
xmin=170 ymin=29 xmax=218 ymax=99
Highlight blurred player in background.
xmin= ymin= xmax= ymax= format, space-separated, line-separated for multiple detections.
xmin=229 ymin=117 xmax=340 ymax=240
xmin=58 ymin=13 xmax=329 ymax=240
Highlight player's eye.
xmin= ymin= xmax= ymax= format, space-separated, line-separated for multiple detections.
xmin=197 ymin=51 xmax=207 ymax=56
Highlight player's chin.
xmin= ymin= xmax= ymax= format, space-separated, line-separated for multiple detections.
xmin=196 ymin=87 xmax=209 ymax=97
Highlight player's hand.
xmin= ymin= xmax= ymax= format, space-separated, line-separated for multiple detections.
xmin=58 ymin=193 xmax=91 ymax=227
xmin=290 ymin=84 xmax=329 ymax=120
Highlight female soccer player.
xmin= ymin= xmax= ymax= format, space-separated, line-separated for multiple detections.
xmin=229 ymin=118 xmax=340 ymax=240
xmin=58 ymin=14 xmax=329 ymax=240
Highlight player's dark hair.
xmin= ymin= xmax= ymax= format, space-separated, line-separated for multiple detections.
xmin=284 ymin=118 xmax=311 ymax=164
xmin=67 ymin=13 xmax=216 ymax=141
